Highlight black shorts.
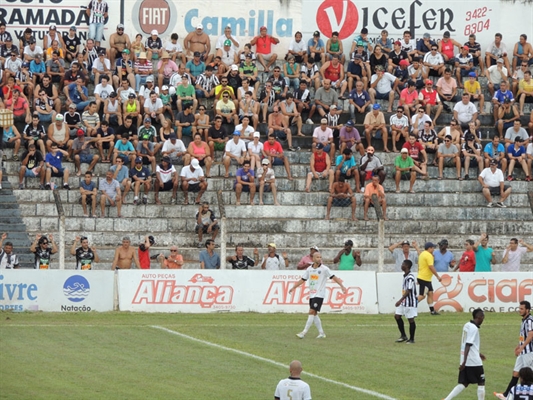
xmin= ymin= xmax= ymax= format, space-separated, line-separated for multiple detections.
xmin=79 ymin=194 xmax=94 ymax=204
xmin=195 ymin=223 xmax=219 ymax=233
xmin=487 ymin=185 xmax=510 ymax=196
xmin=458 ymin=366 xmax=485 ymax=387
xmin=161 ymin=180 xmax=173 ymax=191
xmin=51 ymin=167 xmax=64 ymax=177
xmin=187 ymin=183 xmax=201 ymax=192
xmin=417 ymin=278 xmax=434 ymax=295
xmin=332 ymin=197 xmax=351 ymax=207
xmin=101 ymin=141 xmax=111 ymax=150
xmin=400 ymin=172 xmax=412 ymax=181
xmin=309 ymin=297 xmax=324 ymax=312
xmin=522 ymin=95 xmax=533 ymax=104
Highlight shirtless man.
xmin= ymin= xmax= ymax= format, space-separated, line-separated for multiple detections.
xmin=184 ymin=24 xmax=212 ymax=63
xmin=107 ymin=24 xmax=131 ymax=67
xmin=111 ymin=236 xmax=141 ymax=270
xmin=325 ymin=176 xmax=356 ymax=221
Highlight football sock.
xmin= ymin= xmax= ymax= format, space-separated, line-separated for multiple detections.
xmin=428 ymin=303 xmax=435 ymax=312
xmin=477 ymin=386 xmax=485 ymax=400
xmin=504 ymin=377 xmax=519 ymax=396
xmin=444 ymin=384 xmax=465 ymax=399
xmin=314 ymin=315 xmax=324 ymax=334
xmin=303 ymin=315 xmax=314 ymax=333
xmin=409 ymin=321 xmax=416 ymax=340
xmin=395 ymin=318 xmax=406 ymax=337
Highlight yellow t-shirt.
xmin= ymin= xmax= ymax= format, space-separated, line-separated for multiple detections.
xmin=519 ymin=79 xmax=533 ymax=93
xmin=464 ymin=80 xmax=480 ymax=95
xmin=417 ymin=250 xmax=434 ymax=281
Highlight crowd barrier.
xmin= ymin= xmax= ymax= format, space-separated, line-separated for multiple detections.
xmin=1 ymin=270 xmax=531 ymax=313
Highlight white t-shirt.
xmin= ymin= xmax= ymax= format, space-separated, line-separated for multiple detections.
xmin=460 ymin=321 xmax=483 ymax=366
xmin=274 ymin=378 xmax=311 ymax=400
xmin=165 ymin=41 xmax=183 ymax=53
xmin=24 ymin=45 xmax=44 ymax=58
xmin=262 ymin=255 xmax=283 ymax=270
xmin=390 ymin=114 xmax=409 ymax=129
xmin=139 ymin=85 xmax=159 ymax=99
xmin=400 ymin=39 xmax=416 ymax=54
xmin=143 ymin=98 xmax=164 ymax=113
xmin=92 ymin=57 xmax=111 ymax=72
xmin=370 ymin=72 xmax=397 ymax=93
xmin=527 ymin=143 xmax=533 ymax=156
xmin=301 ymin=264 xmax=334 ymax=299
xmin=313 ymin=127 xmax=333 ymax=144
xmin=162 ymin=139 xmax=186 ymax=156
xmin=479 ymin=167 xmax=504 ymax=188
xmin=423 ymin=52 xmax=444 ymax=65
xmin=289 ymin=39 xmax=306 ymax=53
xmin=225 ymin=139 xmax=247 ymax=157
xmin=487 ymin=65 xmax=508 ymax=85
xmin=234 ymin=124 xmax=254 ymax=142
xmin=180 ymin=165 xmax=204 ymax=183
xmin=410 ymin=114 xmax=432 ymax=131
xmin=257 ymin=166 xmax=275 ymax=180
xmin=504 ymin=127 xmax=529 ymax=143
xmin=502 ymin=247 xmax=527 ymax=272
xmin=247 ymin=141 xmax=264 ymax=155
xmin=453 ymin=101 xmax=477 ymax=124
xmin=215 ymin=35 xmax=239 ymax=51
xmin=156 ymin=164 xmax=176 ymax=183
xmin=94 ymin=83 xmax=114 ymax=100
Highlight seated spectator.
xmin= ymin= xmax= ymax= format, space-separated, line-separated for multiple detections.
xmin=363 ymin=174 xmax=388 ymax=221
xmin=234 ymin=160 xmax=256 ymax=205
xmin=416 ymin=33 xmax=436 ymax=57
xmin=216 ymin=92 xmax=238 ymax=126
xmin=144 ymin=90 xmax=166 ymax=125
xmin=113 ymin=133 xmax=136 ymax=166
xmin=63 ymin=61 xmax=86 ymax=89
xmin=437 ymin=134 xmax=461 ymax=180
xmin=99 ymin=170 xmax=122 ymax=217
xmin=2 ymin=124 xmax=22 ymax=161
xmin=16 ymin=62 xmax=34 ymax=103
xmin=369 ymin=45 xmax=389 ymax=75
xmin=187 ymin=133 xmax=212 ymax=177
xmin=160 ymin=132 xmax=188 ymax=165
xmin=512 ymin=61 xmax=530 ymax=95
xmin=175 ymin=103 xmax=196 ymax=140
xmin=485 ymin=58 xmax=509 ymax=96
xmin=300 ymin=58 xmax=321 ymax=91
xmin=246 ymin=132 xmax=263 ymax=170
xmin=408 ymin=57 xmax=428 ymax=89
xmin=388 ymin=41 xmax=409 ymax=73
xmin=263 ymin=134 xmax=293 ymax=180
xmin=159 ymin=86 xmax=173 ymax=123
xmin=79 ymin=171 xmax=97 ymax=217
xmin=45 ymin=48 xmax=65 ymax=86
xmin=394 ymin=148 xmax=425 ymax=193
xmin=157 ymin=245 xmax=184 ymax=269
xmin=110 ymin=156 xmax=132 ymax=203
xmin=504 ymin=120 xmax=529 ymax=146
xmin=130 ymin=156 xmax=152 ymax=205
xmin=308 ymin=79 xmax=340 ymax=120
xmin=72 ymin=130 xmax=99 ymax=176
xmin=325 ymin=176 xmax=356 ymax=221
xmin=454 ymin=92 xmax=480 ymax=130
xmin=348 ymin=80 xmax=371 ymax=120
xmin=65 ymin=76 xmax=90 ymax=112
xmin=117 ymin=78 xmax=136 ymax=104
xmin=402 ymin=134 xmax=429 ymax=177
xmin=463 ymin=72 xmax=485 ymax=113
xmin=223 ymin=131 xmax=247 ymax=178
xmin=216 ymin=39 xmax=238 ymax=73
xmin=517 ymin=71 xmax=533 ymax=115
xmin=46 ymin=114 xmax=72 ymax=155
xmin=527 ymin=139 xmax=533 ymax=178
xmin=112 ymin=48 xmax=135 ymax=89
xmin=104 ymin=92 xmax=122 ymax=127
xmin=258 ymin=81 xmax=278 ymax=122
xmin=157 ymin=52 xmax=178 ymax=89
xmin=207 ymin=116 xmax=228 ymax=160
xmin=507 ymin=137 xmax=530 ymax=181
xmin=122 ymin=94 xmax=141 ymax=128
xmin=436 ymin=68 xmax=459 ymax=110
xmin=164 ymin=32 xmax=186 ymax=64
xmin=485 ymin=33 xmax=510 ymax=71
xmin=461 ymin=133 xmax=483 ymax=180
xmin=185 ymin=51 xmax=206 ymax=84
xmin=193 ymin=106 xmax=210 ymax=140
xmin=390 ymin=106 xmax=410 ymax=152
xmin=195 ymin=202 xmax=219 ymax=247
xmin=256 ymin=158 xmax=280 ymax=206
xmin=268 ymin=105 xmax=296 ymax=151
xmin=398 ymin=80 xmax=419 ymax=119
xmin=139 ymin=76 xmax=159 ymax=106
xmin=359 ymin=146 xmax=385 ymax=190
xmin=423 ymin=45 xmax=445 ymax=78
xmin=63 ymin=103 xmax=82 ymax=137
xmin=22 ymin=113 xmax=46 ymax=155
xmin=392 ymin=59 xmax=410 ymax=93
xmin=133 ymin=52 xmax=153 ymax=92
xmin=94 ymin=75 xmax=114 ymax=111
xmin=293 ymin=80 xmax=311 ymax=119
xmin=418 ymin=121 xmax=439 ymax=154
xmin=195 ymin=66 xmax=218 ymax=100
xmin=95 ymin=120 xmax=115 ymax=163
xmin=44 ymin=142 xmax=70 ymax=190
xmin=34 ymin=88 xmax=56 ymax=124
xmin=280 ymin=94 xmax=303 ymax=137
xmin=483 ymin=135 xmax=508 ymax=172
xmin=321 ymin=54 xmax=348 ymax=98
xmin=62 ymin=26 xmax=80 ymax=64
xmin=493 ymin=80 xmax=515 ymax=126
xmin=454 ymin=46 xmax=474 ymax=86
xmin=497 ymin=98 xmax=520 ymax=138
xmin=250 ymin=26 xmax=279 ymax=72
xmin=478 ymin=159 xmax=512 ymax=207
xmin=154 ymin=156 xmax=178 ymax=204
xmin=364 ymin=104 xmax=389 ymax=152
xmin=368 ymin=66 xmax=397 ymax=112
xmin=145 ymin=29 xmax=163 ymax=61
xmin=339 ymin=120 xmax=364 ymax=156
xmin=335 ymin=148 xmax=360 ymax=192
xmin=234 ymin=115 xmax=255 ymax=143
xmin=91 ymin=49 xmax=111 ymax=84
xmin=305 ymin=143 xmax=333 ymax=192
xmin=437 ymin=120 xmax=462 ymax=148
xmin=180 ymin=158 xmax=208 ymax=205
xmin=82 ymin=101 xmax=100 ymax=137
xmin=239 ymin=91 xmax=260 ymax=131
xmin=29 ymin=54 xmax=46 ymax=86
xmin=24 ymin=36 xmax=43 ymax=63
xmin=18 ymin=143 xmax=45 ymax=189
xmin=464 ymin=34 xmax=484 ymax=72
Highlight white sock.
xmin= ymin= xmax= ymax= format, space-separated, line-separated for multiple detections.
xmin=477 ymin=386 xmax=485 ymax=400
xmin=314 ymin=315 xmax=324 ymax=334
xmin=445 ymin=384 xmax=465 ymax=400
xmin=303 ymin=315 xmax=314 ymax=333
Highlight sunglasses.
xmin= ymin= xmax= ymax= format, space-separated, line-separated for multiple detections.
xmin=397 ymin=110 xmax=404 ymax=112
xmin=42 ymin=241 xmax=49 ymax=245
xmin=418 ymin=110 xmax=424 ymax=113
xmin=445 ymin=139 xmax=451 ymax=142
xmin=223 ymin=95 xmax=229 ymax=98
xmin=170 ymin=249 xmax=177 ymax=252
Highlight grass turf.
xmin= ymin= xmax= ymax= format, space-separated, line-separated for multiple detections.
xmin=0 ymin=311 xmax=517 ymax=399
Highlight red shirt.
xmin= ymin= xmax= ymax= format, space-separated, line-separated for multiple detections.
xmin=2 ymin=85 xmax=23 ymax=101
xmin=324 ymin=62 xmax=341 ymax=81
xmin=402 ymin=141 xmax=424 ymax=161
xmin=313 ymin=151 xmax=327 ymax=172
xmin=255 ymin=35 xmax=276 ymax=55
xmin=459 ymin=250 xmax=476 ymax=272
xmin=138 ymin=248 xmax=150 ymax=269
xmin=419 ymin=88 xmax=439 ymax=105
xmin=263 ymin=141 xmax=283 ymax=156
xmin=400 ymin=88 xmax=418 ymax=105
xmin=5 ymin=96 xmax=28 ymax=117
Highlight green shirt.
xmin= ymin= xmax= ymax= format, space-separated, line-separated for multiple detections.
xmin=138 ymin=126 xmax=156 ymax=141
xmin=394 ymin=155 xmax=414 ymax=173
xmin=177 ymin=84 xmax=195 ymax=98
xmin=475 ymin=246 xmax=493 ymax=272
xmin=338 ymin=251 xmax=356 ymax=270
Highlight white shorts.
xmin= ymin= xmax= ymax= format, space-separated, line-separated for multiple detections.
xmin=513 ymin=352 xmax=533 ymax=372
xmin=395 ymin=305 xmax=418 ymax=319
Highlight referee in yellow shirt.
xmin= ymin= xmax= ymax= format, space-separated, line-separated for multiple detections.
xmin=417 ymin=242 xmax=442 ymax=315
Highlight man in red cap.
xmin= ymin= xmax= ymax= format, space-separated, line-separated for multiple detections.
xmin=250 ymin=27 xmax=279 ymax=72
xmin=418 ymin=79 xmax=443 ymax=123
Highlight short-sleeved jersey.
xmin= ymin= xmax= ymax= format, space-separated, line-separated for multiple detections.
xmin=301 ymin=264 xmax=334 ymax=299
xmin=274 ymin=377 xmax=312 ymax=400
xmin=230 ymin=256 xmax=255 ymax=270
xmin=461 ymin=321 xmax=483 ymax=366
xmin=75 ymin=247 xmax=95 ymax=270
xmin=417 ymin=250 xmax=434 ymax=282
xmin=520 ymin=314 xmax=533 ymax=355
xmin=34 ymin=247 xmax=52 ymax=269
xmin=508 ymin=384 xmax=533 ymax=400
xmin=401 ymin=272 xmax=418 ymax=307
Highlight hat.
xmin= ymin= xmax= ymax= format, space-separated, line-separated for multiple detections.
xmin=439 ymin=239 xmax=449 ymax=246
xmin=135 ymin=156 xmax=143 ymax=163
xmin=399 ymin=59 xmax=409 ymax=66
xmin=253 ymin=131 xmax=260 ymax=138
xmin=315 ymin=143 xmax=325 ymax=150
xmin=425 ymin=79 xmax=433 ymax=85
xmin=468 ymin=72 xmax=477 ymax=77
xmin=393 ymin=40 xmax=401 ymax=46
xmin=313 ymin=30 xmax=320 ymax=37
xmin=22 ymin=62 xmax=29 ymax=68
xmin=320 ymin=118 xmax=328 ymax=124
xmin=70 ymin=26 xmax=77 ymax=31
xmin=260 ymin=26 xmax=267 ymax=31
xmin=400 ymin=148 xmax=409 ymax=153
xmin=357 ymin=41 xmax=364 ymax=47
xmin=29 ymin=37 xmax=36 ymax=44
xmin=108 ymin=91 xmax=117 ymax=98
xmin=344 ymin=240 xmax=353 ymax=246
xmin=117 ymin=23 xmax=124 ymax=29
xmin=128 ymin=93 xmax=136 ymax=99
xmin=55 ymin=114 xmax=64 ymax=121
xmin=169 ymin=133 xmax=177 ymax=139
xmin=69 ymin=103 xmax=77 ymax=109
xmin=310 ymin=245 xmax=320 ymax=251
xmin=161 ymin=85 xmax=169 ymax=91
xmin=463 ymin=45 xmax=470 ymax=50
xmin=196 ymin=23 xmax=203 ymax=29
xmin=465 ymin=133 xmax=475 ymax=142
xmin=138 ymin=52 xmax=147 ymax=59
xmin=443 ymin=31 xmax=451 ymax=38
xmin=49 ymin=24 xmax=57 ymax=30
xmin=497 ymin=58 xmax=504 ymax=63
xmin=372 ymin=104 xmax=381 ymax=110
xmin=122 ymin=49 xmax=130 ymax=54
xmin=401 ymin=240 xmax=410 ymax=246
xmin=146 ymin=75 xmax=154 ymax=82
xmin=98 ymin=49 xmax=106 ymax=56
xmin=267 ymin=243 xmax=276 ymax=248
xmin=423 ymin=33 xmax=431 ymax=39
xmin=231 ymin=64 xmax=239 ymax=71
xmin=330 ymin=104 xmax=337 ymax=109
xmin=346 ymin=120 xmax=354 ymax=127
xmin=232 ymin=131 xmax=240 ymax=136
xmin=193 ymin=51 xmax=201 ymax=57
xmin=261 ymin=158 xmax=270 ymax=165
xmin=489 ymin=159 xmax=498 ymax=165
xmin=424 ymin=242 xmax=436 ymax=249
xmin=354 ymin=54 xmax=363 ymax=60
xmin=76 ymin=129 xmax=84 ymax=136
xmin=162 ymin=156 xmax=171 ymax=163
xmin=366 ymin=146 xmax=375 ymax=154
xmin=151 ymin=29 xmax=158 ymax=35
xmin=144 ymin=117 xmax=151 ymax=123
xmin=503 ymin=98 xmax=511 ymax=104
xmin=191 ymin=158 xmax=200 ymax=168
xmin=224 ymin=39 xmax=232 ymax=46
xmin=162 ymin=51 xmax=170 ymax=58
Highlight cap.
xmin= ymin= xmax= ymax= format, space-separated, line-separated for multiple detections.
xmin=224 ymin=39 xmax=232 ymax=46
xmin=399 ymin=59 xmax=409 ymax=66
xmin=438 ymin=239 xmax=449 ymax=246
xmin=425 ymin=79 xmax=433 ymax=85
xmin=29 ymin=37 xmax=36 ymax=44
xmin=346 ymin=120 xmax=355 ymax=127
xmin=109 ymin=92 xmax=117 ymax=98
xmin=232 ymin=131 xmax=240 ymax=136
xmin=497 ymin=58 xmax=504 ymax=63
xmin=424 ymin=242 xmax=436 ymax=249
xmin=144 ymin=117 xmax=151 ymax=123
xmin=489 ymin=159 xmax=498 ymax=165
xmin=315 ymin=143 xmax=325 ymax=150
xmin=231 ymin=64 xmax=238 ymax=71
xmin=503 ymin=98 xmax=511 ymax=104
xmin=98 ymin=49 xmax=106 ymax=56
xmin=193 ymin=51 xmax=201 ymax=57
xmin=320 ymin=118 xmax=328 ymax=124
xmin=161 ymin=85 xmax=169 ymax=91
xmin=401 ymin=240 xmax=410 ymax=246
xmin=330 ymin=104 xmax=337 ymax=109
xmin=514 ymin=136 xmax=523 ymax=142
xmin=55 ymin=114 xmax=64 ymax=121
xmin=354 ymin=54 xmax=363 ymax=60
xmin=463 ymin=45 xmax=470 ymax=50
xmin=443 ymin=31 xmax=451 ymax=38
xmin=151 ymin=29 xmax=158 ymax=35
xmin=468 ymin=72 xmax=477 ymax=77
xmin=191 ymin=158 xmax=200 ymax=168
xmin=344 ymin=240 xmax=353 ymax=246
xmin=465 ymin=133 xmax=475 ymax=142
xmin=117 ymin=23 xmax=124 ymax=29
xmin=162 ymin=51 xmax=170 ymax=58
xmin=135 ymin=156 xmax=143 ymax=163
xmin=138 ymin=52 xmax=147 ymax=59
xmin=423 ymin=32 xmax=431 ymax=39
xmin=313 ymin=30 xmax=320 ymax=36
xmin=128 ymin=93 xmax=136 ymax=99
xmin=146 ymin=75 xmax=154 ymax=82
xmin=253 ymin=131 xmax=260 ymax=138
xmin=372 ymin=104 xmax=381 ymax=110
xmin=400 ymin=148 xmax=409 ymax=153
xmin=393 ymin=40 xmax=401 ymax=46
xmin=260 ymin=26 xmax=267 ymax=31
xmin=310 ymin=245 xmax=320 ymax=251
xmin=122 ymin=49 xmax=130 ymax=54
xmin=76 ymin=129 xmax=85 ymax=136
xmin=69 ymin=103 xmax=77 ymax=109
xmin=196 ymin=23 xmax=203 ymax=29
xmin=162 ymin=156 xmax=171 ymax=163
xmin=366 ymin=146 xmax=375 ymax=154
xmin=261 ymin=158 xmax=270 ymax=165
xmin=169 ymin=133 xmax=177 ymax=139
xmin=49 ymin=24 xmax=57 ymax=30
xmin=70 ymin=26 xmax=77 ymax=31
xmin=22 ymin=62 xmax=29 ymax=68
xmin=267 ymin=243 xmax=276 ymax=248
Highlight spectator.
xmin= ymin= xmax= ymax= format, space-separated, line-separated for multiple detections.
xmin=268 ymin=105 xmax=295 ymax=151
xmin=305 ymin=142 xmax=333 ymax=192
xmin=45 ymin=48 xmax=65 ymax=86
xmin=280 ymin=94 xmax=303 ymax=138
xmin=92 ymin=49 xmax=111 ymax=85
xmin=485 ymin=33 xmax=510 ymax=71
xmin=463 ymin=72 xmax=485 ymax=113
xmin=369 ymin=45 xmax=388 ymax=75
xmin=223 ymin=131 xmax=247 ymax=178
xmin=335 ymin=148 xmax=360 ymax=192
xmin=94 ymin=75 xmax=114 ymax=111
xmin=339 ymin=120 xmax=364 ymax=156
xmin=418 ymin=121 xmax=439 ymax=155
xmin=99 ymin=170 xmax=122 ymax=217
xmin=29 ymin=54 xmax=46 ymax=86
xmin=234 ymin=160 xmax=256 ymax=205
xmin=390 ymin=106 xmax=410 ymax=152
xmin=194 ymin=105 xmax=211 ymax=139
xmin=184 ymin=24 xmax=211 ymax=63
xmin=62 ymin=26 xmax=80 ymax=63
xmin=505 ymin=120 xmax=529 ymax=146
xmin=109 ymin=156 xmax=132 ymax=203
xmin=5 ymin=88 xmax=31 ymax=130
xmin=22 ymin=113 xmax=47 ymax=155
xmin=368 ymin=66 xmax=397 ymax=112
xmin=104 ymin=91 xmax=122 ymax=127
xmin=307 ymin=30 xmax=325 ymax=65
xmin=363 ymin=174 xmax=388 ymax=221
xmin=72 ymin=130 xmax=100 ymax=176
xmin=44 ymin=142 xmax=70 ymax=190
xmin=133 ymin=52 xmax=153 ymax=92
xmin=453 ymin=239 xmax=476 ymax=272
xmin=187 ymin=133 xmax=212 ymax=178
xmin=325 ymin=176 xmax=356 ymax=221
xmin=473 ymin=233 xmax=495 ymax=272
xmin=111 ymin=237 xmax=141 ymax=270
xmin=320 ymin=55 xmax=348 ymax=98
xmin=256 ymin=158 xmax=280 ymax=206
xmin=359 ymin=146 xmax=385 ymax=190
xmin=478 ymin=159 xmax=512 ymax=207
xmin=250 ymin=26 xmax=279 ymax=72
xmin=82 ymin=101 xmax=100 ymax=137
xmin=433 ymin=239 xmax=455 ymax=272
xmin=79 ymin=171 xmax=97 ymax=217
xmin=239 ymin=91 xmax=260 ymax=131
xmin=454 ymin=46 xmax=474 ymax=86
xmin=296 ymin=246 xmax=319 ymax=270
xmin=517 ymin=71 xmax=533 ymax=115
xmin=408 ymin=57 xmax=428 ymax=89
xmin=137 ymin=235 xmax=155 ymax=269
xmin=234 ymin=114 xmax=254 ymax=144
xmin=486 ymin=58 xmax=509 ymax=97
xmin=261 ymin=243 xmax=288 ymax=270
xmin=18 ymin=143 xmax=45 ymax=189
xmin=394 ymin=148 xmax=425 ymax=193
xmin=117 ymin=77 xmax=136 ymax=105
xmin=263 ymin=134 xmax=293 ymax=180
xmin=196 ymin=65 xmax=218 ymax=100
xmin=507 ymin=137 xmax=530 ymax=181
xmin=2 ymin=124 xmax=22 ymax=161
xmin=436 ymin=68 xmax=459 ymax=111
xmin=194 ymin=202 xmax=219 ymax=247
xmin=146 ymin=30 xmax=163 ymax=62
xmin=247 ymin=131 xmax=263 ymax=170
xmin=502 ymin=238 xmax=533 ymax=271
xmin=113 ymin=133 xmax=136 ymax=166
xmin=437 ymin=134 xmax=461 ymax=180
xmin=464 ymin=34 xmax=484 ymax=72
xmin=308 ymin=79 xmax=340 ymax=120
xmin=143 ymin=90 xmax=165 ymax=126
xmin=364 ymin=104 xmax=389 ymax=152
xmin=207 ymin=116 xmax=228 ymax=160
xmin=226 ymin=245 xmax=259 ymax=270
xmin=199 ymin=239 xmax=220 ymax=269
xmin=348 ymin=80 xmax=371 ymax=120
xmin=176 ymin=74 xmax=198 ymax=113
xmin=63 ymin=103 xmax=82 ymax=137
xmin=181 ymin=158 xmax=207 ymax=205
xmin=388 ymin=41 xmax=409 ymax=73
xmin=157 ymin=245 xmax=184 ymax=269
xmin=65 ymin=76 xmax=90 ymax=113
xmin=461 ymin=132 xmax=483 ymax=180
xmin=416 ymin=32 xmax=436 ymax=57
xmin=215 ymin=91 xmax=238 ymax=126
xmin=86 ymin=0 xmax=108 ymax=45
xmin=130 ymin=156 xmax=151 ymax=205
xmin=398 ymin=80 xmax=419 ymax=119
xmin=423 ymin=45 xmax=445 ymax=78
xmin=29 ymin=234 xmax=57 ymax=269
xmin=0 ymin=233 xmax=19 ymax=269
xmin=185 ymin=51 xmax=206 ymax=84
xmin=154 ymin=156 xmax=178 ymax=205
xmin=16 ymin=62 xmax=34 ymax=103
xmin=34 ymin=88 xmax=56 ymax=124
xmin=389 ymin=240 xmax=420 ymax=272
xmin=483 ymin=135 xmax=508 ymax=172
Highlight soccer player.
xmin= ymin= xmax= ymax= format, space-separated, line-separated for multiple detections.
xmin=443 ymin=308 xmax=486 ymax=400
xmin=274 ymin=360 xmax=311 ymax=400
xmin=417 ymin=242 xmax=442 ymax=315
xmin=495 ymin=301 xmax=533 ymax=399
xmin=289 ymin=252 xmax=347 ymax=339
xmin=506 ymin=367 xmax=533 ymax=400
xmin=394 ymin=260 xmax=418 ymax=344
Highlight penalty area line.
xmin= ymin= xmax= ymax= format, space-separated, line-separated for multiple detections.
xmin=151 ymin=325 xmax=397 ymax=400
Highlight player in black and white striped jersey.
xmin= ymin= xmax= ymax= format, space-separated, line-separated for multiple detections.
xmin=394 ymin=260 xmax=418 ymax=344
xmin=507 ymin=367 xmax=533 ymax=400
xmin=495 ymin=301 xmax=533 ymax=399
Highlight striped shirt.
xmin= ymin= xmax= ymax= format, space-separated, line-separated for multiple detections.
xmin=509 ymin=385 xmax=533 ymax=399
xmin=196 ymin=73 xmax=219 ymax=91
xmin=82 ymin=111 xmax=100 ymax=127
xmin=327 ymin=112 xmax=340 ymax=127
xmin=520 ymin=314 xmax=533 ymax=355
xmin=0 ymin=250 xmax=20 ymax=269
xmin=401 ymin=272 xmax=418 ymax=307
xmin=87 ymin=0 xmax=108 ymax=24
xmin=134 ymin=60 xmax=153 ymax=75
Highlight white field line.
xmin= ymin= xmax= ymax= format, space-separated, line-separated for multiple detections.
xmin=0 ymin=323 xmax=513 ymax=328
xmin=151 ymin=325 xmax=398 ymax=400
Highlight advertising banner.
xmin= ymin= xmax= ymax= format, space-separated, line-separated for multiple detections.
xmin=117 ymin=269 xmax=378 ymax=313
xmin=0 ymin=270 xmax=114 ymax=312
xmin=377 ymin=272 xmax=533 ymax=314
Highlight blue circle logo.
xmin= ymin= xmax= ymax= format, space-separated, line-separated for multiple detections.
xmin=63 ymin=275 xmax=90 ymax=303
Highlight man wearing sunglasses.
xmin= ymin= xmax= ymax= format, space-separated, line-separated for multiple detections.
xmin=30 ymin=234 xmax=58 ymax=269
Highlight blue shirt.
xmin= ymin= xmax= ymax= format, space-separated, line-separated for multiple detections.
xmin=185 ymin=60 xmax=205 ymax=77
xmin=80 ymin=180 xmax=96 ymax=192
xmin=349 ymin=89 xmax=370 ymax=107
xmin=114 ymin=140 xmax=135 ymax=152
xmin=45 ymin=151 xmax=63 ymax=169
xmin=68 ymin=83 xmax=89 ymax=105
xmin=335 ymin=155 xmax=356 ymax=174
xmin=483 ymin=142 xmax=505 ymax=158
xmin=110 ymin=165 xmax=129 ymax=182
xmin=307 ymin=38 xmax=324 ymax=53
xmin=199 ymin=250 xmax=220 ymax=269
xmin=434 ymin=250 xmax=455 ymax=272
xmin=475 ymin=246 xmax=493 ymax=272
xmin=494 ymin=89 xmax=514 ymax=104
xmin=235 ymin=167 xmax=254 ymax=184
xmin=30 ymin=60 xmax=46 ymax=74
xmin=507 ymin=144 xmax=526 ymax=158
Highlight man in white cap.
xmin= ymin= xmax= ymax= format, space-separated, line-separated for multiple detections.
xmin=184 ymin=24 xmax=211 ymax=63
xmin=261 ymin=243 xmax=289 ymax=270
xmin=180 ymin=158 xmax=207 ymax=205
xmin=146 ymin=29 xmax=163 ymax=61
xmin=256 ymin=157 xmax=280 ymax=206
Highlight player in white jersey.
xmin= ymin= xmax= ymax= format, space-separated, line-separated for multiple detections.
xmin=507 ymin=367 xmax=533 ymax=400
xmin=394 ymin=260 xmax=418 ymax=344
xmin=443 ymin=308 xmax=486 ymax=400
xmin=289 ymin=252 xmax=346 ymax=339
xmin=495 ymin=301 xmax=533 ymax=399
xmin=274 ymin=360 xmax=311 ymax=400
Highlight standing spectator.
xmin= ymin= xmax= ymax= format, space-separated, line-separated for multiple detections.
xmin=79 ymin=171 xmax=97 ymax=217
xmin=256 ymin=158 xmax=280 ymax=206
xmin=29 ymin=234 xmax=57 ymax=269
xmin=138 ymin=236 xmax=155 ymax=269
xmin=478 ymin=159 xmax=512 ymax=208
xmin=388 ymin=240 xmax=420 ymax=272
xmin=0 ymin=233 xmax=20 ymax=269
xmin=364 ymin=104 xmax=389 ymax=152
xmin=333 ymin=240 xmax=362 ymax=270
xmin=297 ymin=246 xmax=319 ymax=270
xmin=199 ymin=239 xmax=220 ymax=269
xmin=154 ymin=156 xmax=178 ymax=205
xmin=6 ymin=88 xmax=31 ymax=130
xmin=433 ymin=239 xmax=456 ymax=273
xmin=44 ymin=143 xmax=70 ymax=190
xmin=473 ymin=233 xmax=495 ymax=272
xmin=437 ymin=135 xmax=461 ymax=180
xmin=99 ymin=170 xmax=122 ymax=217
xmin=502 ymin=239 xmax=533 ymax=271
xmin=86 ymin=0 xmax=108 ymax=45
xmin=195 ymin=202 xmax=219 ymax=248
xmin=226 ymin=245 xmax=259 ymax=270
xmin=70 ymin=236 xmax=99 ymax=270
xmin=180 ymin=158 xmax=207 ymax=205
xmin=130 ymin=156 xmax=151 ymax=205
xmin=261 ymin=243 xmax=289 ymax=270
xmin=363 ymin=174 xmax=388 ymax=221
xmin=454 ymin=240 xmax=476 ymax=272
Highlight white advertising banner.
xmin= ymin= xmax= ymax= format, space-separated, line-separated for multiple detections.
xmin=377 ymin=272 xmax=533 ymax=314
xmin=117 ymin=270 xmax=378 ymax=313
xmin=0 ymin=270 xmax=114 ymax=312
